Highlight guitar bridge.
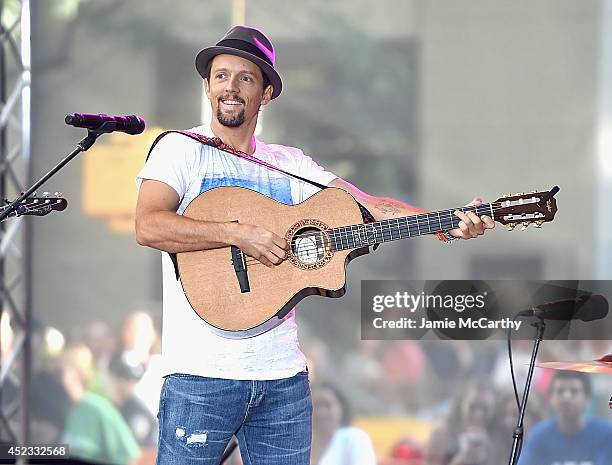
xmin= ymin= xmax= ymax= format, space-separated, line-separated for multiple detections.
xmin=231 ymin=245 xmax=250 ymax=293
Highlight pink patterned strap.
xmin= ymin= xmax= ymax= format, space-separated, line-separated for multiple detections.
xmin=146 ymin=130 xmax=330 ymax=190
xmin=145 ymin=130 xmax=376 ymax=224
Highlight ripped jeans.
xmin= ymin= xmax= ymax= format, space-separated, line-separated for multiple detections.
xmin=155 ymin=371 xmax=312 ymax=465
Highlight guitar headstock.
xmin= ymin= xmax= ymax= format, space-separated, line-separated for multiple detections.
xmin=4 ymin=193 xmax=68 ymax=219
xmin=493 ymin=186 xmax=559 ymax=230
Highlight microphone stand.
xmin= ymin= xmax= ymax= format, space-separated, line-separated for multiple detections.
xmin=0 ymin=127 xmax=108 ymax=222
xmin=508 ymin=317 xmax=546 ymax=465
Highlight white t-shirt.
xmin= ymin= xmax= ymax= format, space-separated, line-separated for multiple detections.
xmin=318 ymin=427 xmax=377 ymax=465
xmin=136 ymin=126 xmax=337 ymax=380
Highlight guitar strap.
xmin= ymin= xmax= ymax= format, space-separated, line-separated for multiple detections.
xmin=145 ymin=130 xmax=376 ymax=279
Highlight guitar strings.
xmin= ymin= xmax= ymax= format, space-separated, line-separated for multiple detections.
xmin=286 ymin=203 xmax=498 ymax=244
xmin=240 ymin=206 xmax=530 ymax=264
xmin=239 ymin=216 xmax=476 ymax=266
xmin=238 ymin=199 xmax=539 ymax=259
xmin=235 ymin=200 xmax=545 ymax=265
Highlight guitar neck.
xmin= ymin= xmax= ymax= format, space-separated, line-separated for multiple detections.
xmin=329 ymin=203 xmax=495 ymax=251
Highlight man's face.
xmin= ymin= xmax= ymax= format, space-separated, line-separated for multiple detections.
xmin=549 ymin=378 xmax=589 ymax=421
xmin=460 ymin=387 xmax=496 ymax=429
xmin=204 ymin=54 xmax=272 ymax=128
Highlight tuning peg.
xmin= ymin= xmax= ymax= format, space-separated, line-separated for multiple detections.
xmin=515 ymin=192 xmax=525 ymax=196
xmin=42 ymin=191 xmax=49 ymax=198
xmin=507 ymin=223 xmax=517 ymax=231
xmin=520 ymin=222 xmax=530 ymax=230
xmin=535 ymin=221 xmax=544 ymax=228
xmin=53 ymin=192 xmax=62 ymax=197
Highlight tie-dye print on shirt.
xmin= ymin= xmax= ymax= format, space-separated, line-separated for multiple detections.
xmin=199 ymin=172 xmax=293 ymax=205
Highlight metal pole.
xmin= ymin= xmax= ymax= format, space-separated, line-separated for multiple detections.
xmin=20 ymin=0 xmax=32 ymax=445
xmin=0 ymin=0 xmax=8 ymax=367
xmin=0 ymin=0 xmax=33 ymax=447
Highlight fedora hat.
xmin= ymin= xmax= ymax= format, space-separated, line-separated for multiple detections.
xmin=195 ymin=25 xmax=282 ymax=99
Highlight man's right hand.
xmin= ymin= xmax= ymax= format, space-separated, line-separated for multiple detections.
xmin=231 ymin=223 xmax=289 ymax=268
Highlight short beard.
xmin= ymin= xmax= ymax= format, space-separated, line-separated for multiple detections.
xmin=216 ymin=106 xmax=246 ymax=127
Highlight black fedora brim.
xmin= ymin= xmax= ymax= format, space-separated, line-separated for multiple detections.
xmin=195 ymin=46 xmax=282 ymax=99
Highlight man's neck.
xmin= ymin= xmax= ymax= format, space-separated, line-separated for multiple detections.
xmin=210 ymin=120 xmax=257 ymax=154
xmin=67 ymin=383 xmax=86 ymax=404
xmin=557 ymin=414 xmax=587 ymax=435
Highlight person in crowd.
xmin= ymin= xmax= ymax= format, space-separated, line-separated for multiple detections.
xmin=424 ymin=380 xmax=500 ymax=465
xmin=82 ymin=319 xmax=117 ymax=382
xmin=108 ymin=352 xmax=158 ymax=448
xmin=311 ymin=384 xmax=377 ymax=465
xmin=59 ymin=344 xmax=141 ymax=465
xmin=29 ymin=369 xmax=72 ymax=444
xmin=518 ymin=370 xmax=612 ymax=465
xmin=119 ymin=311 xmax=158 ymax=368
xmin=491 ymin=390 xmax=545 ymax=464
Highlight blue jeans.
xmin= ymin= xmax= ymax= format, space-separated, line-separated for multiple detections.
xmin=156 ymin=371 xmax=312 ymax=465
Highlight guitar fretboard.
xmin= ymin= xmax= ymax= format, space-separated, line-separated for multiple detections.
xmin=329 ymin=204 xmax=495 ymax=251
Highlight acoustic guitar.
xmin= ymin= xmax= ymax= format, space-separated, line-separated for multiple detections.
xmin=176 ymin=186 xmax=559 ymax=338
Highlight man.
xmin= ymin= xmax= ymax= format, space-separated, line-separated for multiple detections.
xmin=108 ymin=352 xmax=158 ymax=448
xmin=135 ymin=25 xmax=494 ymax=465
xmin=60 ymin=345 xmax=141 ymax=465
xmin=518 ymin=370 xmax=612 ymax=465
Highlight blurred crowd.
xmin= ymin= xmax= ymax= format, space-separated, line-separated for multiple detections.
xmin=301 ymin=336 xmax=612 ymax=465
xmin=1 ymin=308 xmax=611 ymax=465
xmin=1 ymin=310 xmax=162 ymax=465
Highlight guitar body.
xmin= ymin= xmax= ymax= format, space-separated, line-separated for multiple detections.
xmin=177 ymin=186 xmax=370 ymax=339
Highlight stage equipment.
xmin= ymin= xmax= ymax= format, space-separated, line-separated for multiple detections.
xmin=0 ymin=113 xmax=145 ymax=223
xmin=65 ymin=113 xmax=145 ymax=135
xmin=518 ymin=294 xmax=609 ymax=321
xmin=537 ymin=353 xmax=612 ymax=374
xmin=506 ymin=301 xmax=608 ymax=465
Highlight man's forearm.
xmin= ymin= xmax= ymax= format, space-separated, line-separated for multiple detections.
xmin=327 ymin=178 xmax=493 ymax=239
xmin=135 ymin=210 xmax=237 ymax=253
xmin=328 ymin=178 xmax=428 ymax=221
xmin=368 ymin=196 xmax=428 ymax=220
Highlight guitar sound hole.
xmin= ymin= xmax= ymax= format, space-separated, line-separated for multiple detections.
xmin=291 ymin=227 xmax=327 ymax=265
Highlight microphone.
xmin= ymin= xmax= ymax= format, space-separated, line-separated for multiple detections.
xmin=65 ymin=113 xmax=145 ymax=135
xmin=518 ymin=294 xmax=609 ymax=321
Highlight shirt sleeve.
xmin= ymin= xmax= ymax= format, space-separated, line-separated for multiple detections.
xmin=135 ymin=132 xmax=200 ymax=200
xmin=293 ymin=150 xmax=338 ymax=201
xmin=344 ymin=427 xmax=377 ymax=465
xmin=319 ymin=427 xmax=376 ymax=465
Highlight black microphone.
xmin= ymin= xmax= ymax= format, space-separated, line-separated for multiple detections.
xmin=518 ymin=294 xmax=609 ymax=321
xmin=65 ymin=113 xmax=145 ymax=135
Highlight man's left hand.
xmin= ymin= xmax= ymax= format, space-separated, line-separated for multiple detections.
xmin=449 ymin=197 xmax=495 ymax=240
